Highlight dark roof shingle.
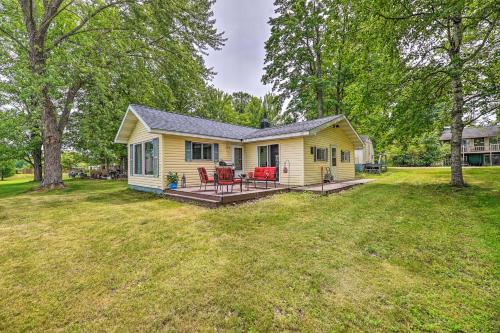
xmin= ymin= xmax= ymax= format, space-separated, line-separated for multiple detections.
xmin=243 ymin=115 xmax=342 ymax=139
xmin=130 ymin=104 xmax=345 ymax=141
xmin=440 ymin=125 xmax=499 ymax=140
xmin=131 ymin=104 xmax=257 ymax=140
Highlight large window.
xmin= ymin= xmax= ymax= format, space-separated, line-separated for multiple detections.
xmin=134 ymin=143 xmax=142 ymax=175
xmin=474 ymin=138 xmax=484 ymax=147
xmin=341 ymin=150 xmax=350 ymax=163
xmin=490 ymin=136 xmax=499 ymax=144
xmin=144 ymin=141 xmax=154 ymax=175
xmin=132 ymin=139 xmax=158 ymax=176
xmin=192 ymin=143 xmax=213 ymax=160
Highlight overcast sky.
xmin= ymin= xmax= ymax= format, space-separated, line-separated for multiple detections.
xmin=205 ymin=0 xmax=275 ymax=97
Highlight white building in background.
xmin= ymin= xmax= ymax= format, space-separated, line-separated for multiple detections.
xmin=355 ymin=135 xmax=374 ymax=165
xmin=440 ymin=125 xmax=500 ymax=166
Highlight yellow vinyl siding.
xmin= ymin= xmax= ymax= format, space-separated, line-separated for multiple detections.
xmin=126 ymin=117 xmax=358 ymax=190
xmin=304 ymin=124 xmax=355 ymax=184
xmin=127 ymin=121 xmax=163 ymax=190
xmin=162 ymin=135 xmax=233 ymax=187
xmin=243 ymin=137 xmax=304 ymax=186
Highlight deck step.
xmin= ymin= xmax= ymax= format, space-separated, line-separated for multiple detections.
xmin=163 ymin=192 xmax=221 ymax=207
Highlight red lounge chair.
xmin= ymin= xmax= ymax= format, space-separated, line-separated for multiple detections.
xmin=197 ymin=167 xmax=214 ymax=190
xmin=249 ymin=167 xmax=277 ymax=189
xmin=215 ymin=167 xmax=236 ymax=195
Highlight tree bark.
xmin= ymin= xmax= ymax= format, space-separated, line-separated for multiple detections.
xmin=33 ymin=143 xmax=43 ymax=182
xmin=40 ymin=86 xmax=64 ymax=188
xmin=448 ymin=16 xmax=465 ymax=186
xmin=450 ymin=75 xmax=465 ymax=186
xmin=313 ymin=15 xmax=324 ymax=119
xmin=41 ymin=122 xmax=64 ymax=188
xmin=315 ymin=51 xmax=324 ymax=118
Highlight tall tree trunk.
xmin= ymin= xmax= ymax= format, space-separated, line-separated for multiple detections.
xmin=41 ymin=92 xmax=64 ymax=189
xmin=449 ymin=16 xmax=465 ymax=187
xmin=450 ymin=75 xmax=465 ymax=186
xmin=335 ymin=61 xmax=343 ymax=115
xmin=33 ymin=143 xmax=43 ymax=182
xmin=41 ymin=130 xmax=63 ymax=188
xmin=316 ymin=51 xmax=324 ymax=118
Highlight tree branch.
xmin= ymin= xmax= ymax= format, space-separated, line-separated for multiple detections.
xmin=39 ymin=0 xmax=72 ymax=39
xmin=48 ymin=0 xmax=131 ymax=51
xmin=58 ymin=80 xmax=82 ymax=134
xmin=0 ymin=26 xmax=28 ymax=51
xmin=463 ymin=15 xmax=498 ymax=63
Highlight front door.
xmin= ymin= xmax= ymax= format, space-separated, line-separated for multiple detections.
xmin=269 ymin=144 xmax=279 ymax=181
xmin=330 ymin=145 xmax=338 ymax=180
xmin=232 ymin=146 xmax=243 ymax=176
xmin=257 ymin=144 xmax=280 ymax=181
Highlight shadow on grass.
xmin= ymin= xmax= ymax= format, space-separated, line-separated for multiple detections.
xmin=84 ymin=189 xmax=159 ymax=205
xmin=0 ymin=180 xmax=39 ymax=199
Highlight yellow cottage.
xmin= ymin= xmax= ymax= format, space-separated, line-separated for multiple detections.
xmin=115 ymin=104 xmax=364 ymax=194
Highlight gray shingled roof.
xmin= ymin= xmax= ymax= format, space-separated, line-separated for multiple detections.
xmin=243 ymin=115 xmax=342 ymax=139
xmin=359 ymin=135 xmax=370 ymax=142
xmin=131 ymin=104 xmax=257 ymax=140
xmin=130 ymin=104 xmax=344 ymax=141
xmin=440 ymin=125 xmax=499 ymax=140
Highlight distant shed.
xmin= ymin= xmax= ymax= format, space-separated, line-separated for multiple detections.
xmin=355 ymin=135 xmax=374 ymax=165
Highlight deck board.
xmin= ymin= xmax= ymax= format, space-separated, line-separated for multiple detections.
xmin=292 ymin=179 xmax=375 ymax=194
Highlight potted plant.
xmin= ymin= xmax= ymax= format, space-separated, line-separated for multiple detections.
xmin=167 ymin=171 xmax=179 ymax=189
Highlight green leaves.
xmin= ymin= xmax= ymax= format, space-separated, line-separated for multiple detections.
xmin=1 ymin=0 xmax=225 ymax=170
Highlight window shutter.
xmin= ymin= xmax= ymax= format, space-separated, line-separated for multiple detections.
xmin=129 ymin=144 xmax=133 ymax=176
xmin=153 ymin=138 xmax=159 ymax=177
xmin=313 ymin=147 xmax=317 ymax=162
xmin=213 ymin=143 xmax=219 ymax=162
xmin=325 ymin=148 xmax=328 ymax=162
xmin=185 ymin=141 xmax=192 ymax=161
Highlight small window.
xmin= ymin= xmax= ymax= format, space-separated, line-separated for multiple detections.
xmin=341 ymin=150 xmax=350 ymax=163
xmin=203 ymin=144 xmax=212 ymax=160
xmin=474 ymin=138 xmax=484 ymax=147
xmin=258 ymin=146 xmax=268 ymax=167
xmin=144 ymin=141 xmax=154 ymax=175
xmin=134 ymin=143 xmax=142 ymax=174
xmin=331 ymin=147 xmax=337 ymax=166
xmin=192 ymin=142 xmax=213 ymax=160
xmin=315 ymin=148 xmax=327 ymax=162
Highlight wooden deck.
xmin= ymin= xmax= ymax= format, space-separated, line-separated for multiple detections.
xmin=163 ymin=184 xmax=290 ymax=207
xmin=163 ymin=179 xmax=375 ymax=207
xmin=292 ymin=179 xmax=375 ymax=195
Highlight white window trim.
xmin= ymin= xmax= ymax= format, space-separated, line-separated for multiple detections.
xmin=315 ymin=147 xmax=328 ymax=162
xmin=191 ymin=142 xmax=214 ymax=161
xmin=341 ymin=150 xmax=351 ymax=163
xmin=132 ymin=139 xmax=158 ymax=178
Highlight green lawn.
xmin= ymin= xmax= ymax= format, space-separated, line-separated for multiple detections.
xmin=0 ymin=168 xmax=498 ymax=332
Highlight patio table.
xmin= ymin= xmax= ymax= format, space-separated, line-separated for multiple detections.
xmin=238 ymin=174 xmax=249 ymax=191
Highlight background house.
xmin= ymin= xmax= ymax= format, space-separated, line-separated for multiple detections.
xmin=440 ymin=125 xmax=500 ymax=166
xmin=115 ymin=104 xmax=364 ymax=193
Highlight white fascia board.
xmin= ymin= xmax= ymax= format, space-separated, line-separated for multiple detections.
xmin=309 ymin=117 xmax=342 ymax=135
xmin=310 ymin=115 xmax=364 ymax=148
xmin=114 ymin=105 xmax=152 ymax=143
xmin=242 ymin=131 xmax=310 ymax=143
xmin=149 ymin=129 xmax=242 ymax=143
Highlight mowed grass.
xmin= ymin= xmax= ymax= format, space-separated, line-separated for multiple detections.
xmin=0 ymin=168 xmax=498 ymax=332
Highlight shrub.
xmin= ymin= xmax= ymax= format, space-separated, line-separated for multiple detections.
xmin=0 ymin=160 xmax=16 ymax=180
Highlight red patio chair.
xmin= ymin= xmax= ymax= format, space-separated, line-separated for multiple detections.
xmin=215 ymin=167 xmax=236 ymax=195
xmin=197 ymin=167 xmax=214 ymax=190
